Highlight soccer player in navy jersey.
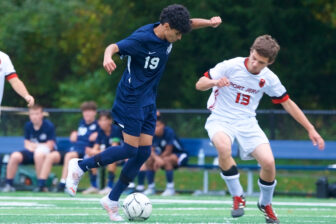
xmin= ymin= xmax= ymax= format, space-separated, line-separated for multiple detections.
xmin=66 ymin=4 xmax=221 ymax=221
xmin=1 ymin=104 xmax=55 ymax=192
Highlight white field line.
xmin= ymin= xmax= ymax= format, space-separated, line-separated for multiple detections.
xmin=1 ymin=196 xmax=336 ymax=207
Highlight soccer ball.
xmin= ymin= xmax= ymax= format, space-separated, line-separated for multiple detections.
xmin=122 ymin=193 xmax=152 ymax=221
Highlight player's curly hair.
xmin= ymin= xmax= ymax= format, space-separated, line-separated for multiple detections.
xmin=250 ymin=35 xmax=280 ymax=63
xmin=160 ymin=4 xmax=191 ymax=33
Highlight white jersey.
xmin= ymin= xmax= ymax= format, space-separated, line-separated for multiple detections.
xmin=206 ymin=57 xmax=288 ymax=120
xmin=0 ymin=51 xmax=17 ymax=106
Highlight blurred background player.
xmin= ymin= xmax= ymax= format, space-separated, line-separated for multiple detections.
xmin=195 ymin=34 xmax=325 ymax=224
xmin=82 ymin=111 xmax=123 ymax=194
xmin=0 ymin=50 xmax=34 ymax=108
xmin=66 ymin=4 xmax=221 ymax=221
xmin=41 ymin=101 xmax=98 ymax=192
xmin=1 ymin=104 xmax=55 ymax=192
xmin=140 ymin=114 xmax=188 ymax=196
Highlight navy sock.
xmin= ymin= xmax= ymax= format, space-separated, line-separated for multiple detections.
xmin=107 ymin=172 xmax=115 ymax=188
xmin=109 ymin=146 xmax=151 ymax=201
xmin=78 ymin=143 xmax=138 ymax=172
xmin=165 ymin=170 xmax=174 ymax=183
xmin=38 ymin=179 xmax=46 ymax=188
xmin=89 ymin=173 xmax=97 ymax=188
xmin=147 ymin=170 xmax=155 ymax=185
xmin=59 ymin=182 xmax=65 ymax=188
xmin=6 ymin=179 xmax=14 ymax=186
xmin=137 ymin=171 xmax=146 ymax=185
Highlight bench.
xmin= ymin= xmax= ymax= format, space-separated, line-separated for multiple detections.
xmin=180 ymin=138 xmax=336 ymax=195
xmin=1 ymin=137 xmax=336 ymax=195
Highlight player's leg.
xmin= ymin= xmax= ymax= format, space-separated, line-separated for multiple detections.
xmin=251 ymin=144 xmax=279 ymax=223
xmin=161 ymin=154 xmax=178 ymax=196
xmin=135 ymin=163 xmax=147 ymax=192
xmin=143 ymin=155 xmax=156 ymax=195
xmin=33 ymin=150 xmax=49 ymax=192
xmin=39 ymin=151 xmax=61 ymax=192
xmin=99 ymin=162 xmax=117 ymax=195
xmin=82 ymin=168 xmax=99 ymax=194
xmin=2 ymin=151 xmax=26 ymax=192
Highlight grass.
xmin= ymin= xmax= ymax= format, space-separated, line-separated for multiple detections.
xmin=0 ymin=192 xmax=336 ymax=223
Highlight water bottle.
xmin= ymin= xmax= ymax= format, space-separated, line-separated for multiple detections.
xmin=198 ymin=148 xmax=205 ymax=165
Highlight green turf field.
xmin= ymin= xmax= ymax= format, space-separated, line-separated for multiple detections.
xmin=0 ymin=192 xmax=335 ymax=223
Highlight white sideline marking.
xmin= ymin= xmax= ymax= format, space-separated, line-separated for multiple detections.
xmin=0 ymin=202 xmax=53 ymax=207
xmin=1 ymin=196 xmax=336 ymax=207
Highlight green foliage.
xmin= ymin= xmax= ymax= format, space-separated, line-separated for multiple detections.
xmin=1 ymin=0 xmax=336 ymax=109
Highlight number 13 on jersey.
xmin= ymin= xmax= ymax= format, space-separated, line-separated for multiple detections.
xmin=235 ymin=93 xmax=250 ymax=105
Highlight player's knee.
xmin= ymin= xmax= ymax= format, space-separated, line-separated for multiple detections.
xmin=10 ymin=152 xmax=23 ymax=164
xmin=261 ymin=159 xmax=275 ymax=172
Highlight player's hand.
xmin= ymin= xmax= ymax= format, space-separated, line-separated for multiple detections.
xmin=24 ymin=95 xmax=35 ymax=107
xmin=214 ymin=77 xmax=230 ymax=87
xmin=103 ymin=57 xmax=117 ymax=75
xmin=209 ymin=16 xmax=222 ymax=28
xmin=308 ymin=129 xmax=325 ymax=150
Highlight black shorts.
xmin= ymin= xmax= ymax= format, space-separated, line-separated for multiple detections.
xmin=19 ymin=149 xmax=34 ymax=165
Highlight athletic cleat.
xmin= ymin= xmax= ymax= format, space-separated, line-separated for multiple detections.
xmin=257 ymin=203 xmax=280 ymax=223
xmin=82 ymin=186 xmax=99 ymax=194
xmin=161 ymin=188 xmax=175 ymax=196
xmin=1 ymin=184 xmax=16 ymax=192
xmin=99 ymin=186 xmax=112 ymax=195
xmin=65 ymin=158 xmax=84 ymax=197
xmin=100 ymin=195 xmax=124 ymax=221
xmin=143 ymin=187 xmax=156 ymax=196
xmin=231 ymin=195 xmax=246 ymax=218
xmin=33 ymin=186 xmax=49 ymax=192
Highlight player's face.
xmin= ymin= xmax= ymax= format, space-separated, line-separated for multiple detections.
xmin=82 ymin=109 xmax=96 ymax=124
xmin=164 ymin=24 xmax=182 ymax=43
xmin=155 ymin=121 xmax=165 ymax=136
xmin=29 ymin=108 xmax=43 ymax=125
xmin=247 ymin=50 xmax=271 ymax=74
xmin=98 ymin=116 xmax=112 ymax=131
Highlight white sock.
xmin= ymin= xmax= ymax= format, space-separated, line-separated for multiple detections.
xmin=220 ymin=173 xmax=244 ymax=197
xmin=258 ymin=179 xmax=277 ymax=206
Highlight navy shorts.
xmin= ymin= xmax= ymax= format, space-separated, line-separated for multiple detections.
xmin=112 ymin=103 xmax=156 ymax=137
xmin=19 ymin=149 xmax=34 ymax=165
xmin=69 ymin=141 xmax=87 ymax=158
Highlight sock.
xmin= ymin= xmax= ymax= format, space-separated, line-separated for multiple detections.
xmin=109 ymin=146 xmax=151 ymax=201
xmin=165 ymin=170 xmax=173 ymax=183
xmin=58 ymin=182 xmax=65 ymax=188
xmin=60 ymin=179 xmax=66 ymax=184
xmin=107 ymin=172 xmax=115 ymax=188
xmin=78 ymin=143 xmax=138 ymax=172
xmin=38 ymin=179 xmax=46 ymax=188
xmin=147 ymin=170 xmax=155 ymax=185
xmin=220 ymin=166 xmax=243 ymax=196
xmin=137 ymin=171 xmax=146 ymax=186
xmin=6 ymin=179 xmax=14 ymax=186
xmin=258 ymin=178 xmax=277 ymax=206
xmin=89 ymin=173 xmax=97 ymax=188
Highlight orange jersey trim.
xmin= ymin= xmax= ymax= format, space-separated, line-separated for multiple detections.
xmin=203 ymin=70 xmax=211 ymax=79
xmin=6 ymin=73 xmax=18 ymax=81
xmin=272 ymin=94 xmax=289 ymax=104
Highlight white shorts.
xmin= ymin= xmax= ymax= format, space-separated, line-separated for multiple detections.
xmin=205 ymin=114 xmax=269 ymax=160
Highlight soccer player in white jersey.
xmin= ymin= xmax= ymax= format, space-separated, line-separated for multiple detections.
xmin=195 ymin=35 xmax=325 ymax=224
xmin=0 ymin=51 xmax=34 ymax=107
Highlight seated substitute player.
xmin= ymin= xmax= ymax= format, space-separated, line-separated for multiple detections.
xmin=195 ymin=35 xmax=325 ymax=223
xmin=39 ymin=101 xmax=99 ymax=192
xmin=0 ymin=50 xmax=34 ymax=108
xmin=1 ymin=104 xmax=55 ymax=192
xmin=142 ymin=116 xmax=188 ymax=196
xmin=82 ymin=111 xmax=123 ymax=195
xmin=65 ymin=4 xmax=221 ymax=221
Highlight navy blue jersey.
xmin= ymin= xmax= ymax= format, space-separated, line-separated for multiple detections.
xmin=152 ymin=126 xmax=184 ymax=154
xmin=95 ymin=124 xmax=123 ymax=148
xmin=24 ymin=119 xmax=56 ymax=143
xmin=115 ymin=22 xmax=173 ymax=106
xmin=75 ymin=119 xmax=99 ymax=147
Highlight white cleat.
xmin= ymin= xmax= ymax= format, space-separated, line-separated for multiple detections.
xmin=99 ymin=186 xmax=112 ymax=195
xmin=100 ymin=195 xmax=124 ymax=221
xmin=161 ymin=188 xmax=175 ymax=196
xmin=65 ymin=158 xmax=84 ymax=197
xmin=143 ymin=187 xmax=156 ymax=196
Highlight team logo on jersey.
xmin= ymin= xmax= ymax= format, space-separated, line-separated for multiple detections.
xmin=39 ymin=133 xmax=47 ymax=141
xmin=89 ymin=124 xmax=97 ymax=131
xmin=78 ymin=127 xmax=88 ymax=136
xmin=166 ymin=44 xmax=172 ymax=55
xmin=259 ymin=79 xmax=265 ymax=88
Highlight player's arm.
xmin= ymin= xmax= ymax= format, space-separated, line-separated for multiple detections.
xmin=8 ymin=77 xmax=34 ymax=107
xmin=103 ymin=43 xmax=120 ymax=74
xmin=40 ymin=140 xmax=55 ymax=151
xmin=69 ymin=131 xmax=78 ymax=142
xmin=160 ymin=145 xmax=173 ymax=158
xmin=89 ymin=131 xmax=98 ymax=142
xmin=190 ymin=16 xmax=222 ymax=30
xmin=281 ymin=99 xmax=325 ymax=150
xmin=24 ymin=140 xmax=38 ymax=152
xmin=196 ymin=76 xmax=230 ymax=91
